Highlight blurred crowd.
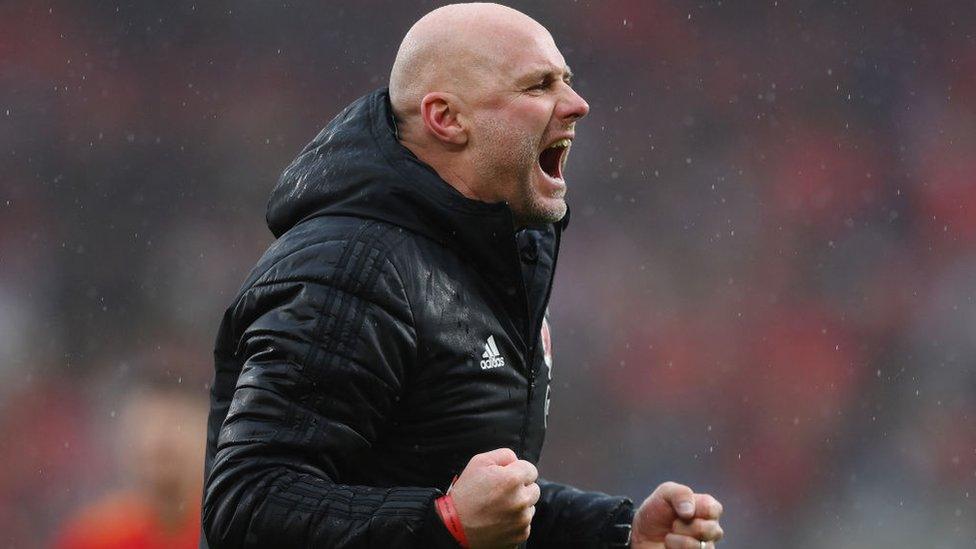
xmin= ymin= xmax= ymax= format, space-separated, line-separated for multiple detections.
xmin=2 ymin=1 xmax=974 ymax=547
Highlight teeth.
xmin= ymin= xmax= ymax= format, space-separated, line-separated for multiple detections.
xmin=546 ymin=138 xmax=572 ymax=150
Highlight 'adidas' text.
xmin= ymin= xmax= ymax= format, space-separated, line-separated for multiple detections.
xmin=480 ymin=335 xmax=506 ymax=370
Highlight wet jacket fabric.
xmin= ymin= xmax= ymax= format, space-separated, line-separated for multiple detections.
xmin=201 ymin=88 xmax=634 ymax=548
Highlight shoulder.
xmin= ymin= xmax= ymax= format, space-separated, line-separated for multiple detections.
xmin=244 ymin=216 xmax=416 ymax=292
xmin=218 ymin=216 xmax=423 ymax=353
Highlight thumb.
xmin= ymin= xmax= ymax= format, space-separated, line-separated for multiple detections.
xmin=657 ymin=482 xmax=696 ymax=520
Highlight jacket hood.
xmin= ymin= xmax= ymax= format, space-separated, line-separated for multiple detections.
xmin=267 ymin=88 xmax=567 ymax=257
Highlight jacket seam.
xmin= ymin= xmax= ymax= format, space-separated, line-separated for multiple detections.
xmin=292 ymin=220 xmax=377 ymax=440
xmin=300 ymin=220 xmax=406 ymax=392
xmin=246 ymin=277 xmax=414 ymax=329
xmin=383 ymin=252 xmax=419 ymax=368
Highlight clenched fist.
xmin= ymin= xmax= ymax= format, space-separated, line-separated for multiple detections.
xmin=631 ymin=482 xmax=724 ymax=548
xmin=445 ymin=448 xmax=540 ymax=548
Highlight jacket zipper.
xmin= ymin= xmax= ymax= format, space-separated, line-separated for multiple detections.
xmin=518 ymin=227 xmax=561 ymax=455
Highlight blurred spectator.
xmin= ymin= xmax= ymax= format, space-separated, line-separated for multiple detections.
xmin=52 ymin=372 xmax=207 ymax=549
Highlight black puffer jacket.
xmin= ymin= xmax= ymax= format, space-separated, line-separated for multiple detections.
xmin=201 ymin=88 xmax=633 ymax=548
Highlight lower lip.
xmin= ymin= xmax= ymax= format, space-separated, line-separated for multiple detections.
xmin=536 ymin=163 xmax=566 ymax=194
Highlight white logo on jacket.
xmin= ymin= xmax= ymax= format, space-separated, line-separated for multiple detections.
xmin=480 ymin=335 xmax=506 ymax=369
xmin=541 ymin=317 xmax=554 ymax=426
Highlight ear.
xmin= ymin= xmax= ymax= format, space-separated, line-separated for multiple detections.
xmin=419 ymin=92 xmax=468 ymax=145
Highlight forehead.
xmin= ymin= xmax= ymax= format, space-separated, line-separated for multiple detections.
xmin=490 ymin=30 xmax=567 ymax=83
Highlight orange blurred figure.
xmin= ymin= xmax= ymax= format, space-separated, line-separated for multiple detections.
xmin=54 ymin=377 xmax=206 ymax=549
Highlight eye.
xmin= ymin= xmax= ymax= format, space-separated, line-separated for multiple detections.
xmin=526 ymin=79 xmax=553 ymax=92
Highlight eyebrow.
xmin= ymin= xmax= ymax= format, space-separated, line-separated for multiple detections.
xmin=516 ymin=64 xmax=574 ymax=86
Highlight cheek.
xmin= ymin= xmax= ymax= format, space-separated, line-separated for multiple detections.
xmin=472 ymin=106 xmax=548 ymax=171
xmin=484 ymin=101 xmax=550 ymax=137
xmin=520 ymin=98 xmax=556 ymax=128
xmin=477 ymin=121 xmax=530 ymax=163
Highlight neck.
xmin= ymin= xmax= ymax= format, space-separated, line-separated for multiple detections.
xmin=399 ymin=137 xmax=488 ymax=203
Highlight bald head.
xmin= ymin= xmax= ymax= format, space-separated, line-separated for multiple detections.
xmin=386 ymin=3 xmax=588 ymax=227
xmin=389 ymin=3 xmax=555 ymax=123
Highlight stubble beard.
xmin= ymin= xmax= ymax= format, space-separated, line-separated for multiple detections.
xmin=473 ymin=116 xmax=567 ymax=227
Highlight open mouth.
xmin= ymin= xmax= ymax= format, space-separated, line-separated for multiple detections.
xmin=538 ymin=138 xmax=571 ymax=180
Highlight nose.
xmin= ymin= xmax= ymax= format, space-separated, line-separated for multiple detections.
xmin=559 ymin=84 xmax=590 ymax=122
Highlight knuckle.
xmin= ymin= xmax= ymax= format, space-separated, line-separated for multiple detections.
xmin=701 ymin=493 xmax=722 ymax=512
xmin=698 ymin=519 xmax=723 ymax=540
xmin=499 ymin=479 xmax=520 ymax=496
xmin=664 ymin=533 xmax=697 ymax=549
xmin=512 ymin=492 xmax=527 ymax=507
xmin=520 ymin=459 xmax=538 ymax=476
xmin=691 ymin=518 xmax=724 ymax=540
xmin=505 ymin=469 xmax=522 ymax=490
xmin=500 ymin=469 xmax=519 ymax=488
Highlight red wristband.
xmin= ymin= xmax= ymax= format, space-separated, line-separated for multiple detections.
xmin=434 ymin=493 xmax=470 ymax=548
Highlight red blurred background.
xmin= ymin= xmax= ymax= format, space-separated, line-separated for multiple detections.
xmin=2 ymin=1 xmax=974 ymax=547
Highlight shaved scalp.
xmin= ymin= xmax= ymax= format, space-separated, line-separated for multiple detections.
xmin=389 ymin=3 xmax=553 ymax=127
xmin=386 ymin=2 xmax=586 ymax=228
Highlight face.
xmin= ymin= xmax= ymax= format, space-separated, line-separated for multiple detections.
xmin=122 ymin=391 xmax=206 ymax=498
xmin=464 ymin=30 xmax=589 ymax=226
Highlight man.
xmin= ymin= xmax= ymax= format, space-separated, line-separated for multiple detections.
xmin=202 ymin=3 xmax=724 ymax=548
xmin=58 ymin=373 xmax=206 ymax=549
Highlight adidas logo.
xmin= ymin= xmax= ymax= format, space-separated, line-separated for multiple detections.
xmin=480 ymin=335 xmax=506 ymax=370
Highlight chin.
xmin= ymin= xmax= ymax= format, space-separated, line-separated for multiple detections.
xmin=514 ymin=198 xmax=566 ymax=226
